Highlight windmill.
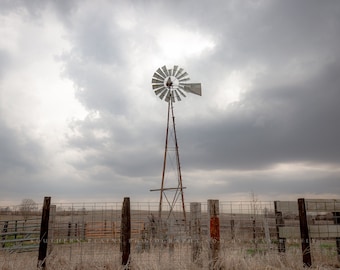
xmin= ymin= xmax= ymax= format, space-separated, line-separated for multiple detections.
xmin=150 ymin=65 xmax=202 ymax=223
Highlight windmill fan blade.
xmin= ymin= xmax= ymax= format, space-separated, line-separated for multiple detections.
xmin=177 ymin=72 xmax=188 ymax=80
xmin=154 ymin=87 xmax=166 ymax=95
xmin=162 ymin=65 xmax=169 ymax=77
xmin=159 ymin=89 xmax=168 ymax=100
xmin=173 ymin=65 xmax=178 ymax=76
xmin=175 ymin=68 xmax=184 ymax=77
xmin=152 ymin=78 xmax=164 ymax=84
xmin=157 ymin=68 xmax=166 ymax=78
xmin=183 ymin=83 xmax=202 ymax=96
xmin=168 ymin=69 xmax=172 ymax=76
xmin=152 ymin=84 xmax=164 ymax=90
xmin=179 ymin=77 xmax=190 ymax=82
xmin=153 ymin=72 xmax=164 ymax=81
xmin=174 ymin=90 xmax=181 ymax=101
xmin=177 ymin=88 xmax=186 ymax=97
xmin=164 ymin=90 xmax=171 ymax=102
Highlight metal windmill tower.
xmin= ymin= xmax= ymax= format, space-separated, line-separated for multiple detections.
xmin=150 ymin=65 xmax=202 ymax=223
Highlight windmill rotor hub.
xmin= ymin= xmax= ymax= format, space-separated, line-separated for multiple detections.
xmin=152 ymin=65 xmax=202 ymax=103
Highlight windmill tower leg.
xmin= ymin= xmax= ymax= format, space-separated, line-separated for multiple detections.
xmin=150 ymin=65 xmax=201 ymax=225
xmin=170 ymin=100 xmax=186 ymax=222
xmin=158 ymin=100 xmax=170 ymax=220
xmin=156 ymin=98 xmax=186 ymax=223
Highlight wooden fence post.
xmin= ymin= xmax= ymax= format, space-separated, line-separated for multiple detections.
xmin=37 ymin=196 xmax=51 ymax=269
xmin=67 ymin=222 xmax=71 ymax=241
xmin=263 ymin=217 xmax=271 ymax=249
xmin=333 ymin=212 xmax=340 ymax=261
xmin=121 ymin=197 xmax=131 ymax=267
xmin=14 ymin=220 xmax=17 ymax=240
xmin=298 ymin=198 xmax=312 ymax=267
xmin=168 ymin=218 xmax=175 ymax=256
xmin=190 ymin=202 xmax=202 ymax=265
xmin=230 ymin=219 xmax=235 ymax=241
xmin=48 ymin=205 xmax=56 ymax=255
xmin=274 ymin=201 xmax=286 ymax=253
xmin=83 ymin=222 xmax=87 ymax=240
xmin=252 ymin=219 xmax=257 ymax=250
xmin=1 ymin=221 xmax=8 ymax=248
xmin=208 ymin=199 xmax=220 ymax=269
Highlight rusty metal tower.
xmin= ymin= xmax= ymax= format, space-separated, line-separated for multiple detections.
xmin=150 ymin=65 xmax=201 ymax=223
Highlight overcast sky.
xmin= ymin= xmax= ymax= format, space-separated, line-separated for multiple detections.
xmin=1 ymin=0 xmax=340 ymax=205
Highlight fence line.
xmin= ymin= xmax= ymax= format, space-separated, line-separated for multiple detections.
xmin=1 ymin=198 xmax=340 ymax=269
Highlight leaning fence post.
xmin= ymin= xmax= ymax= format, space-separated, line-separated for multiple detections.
xmin=208 ymin=199 xmax=220 ymax=269
xmin=298 ymin=198 xmax=312 ymax=267
xmin=274 ymin=201 xmax=286 ymax=253
xmin=48 ymin=205 xmax=56 ymax=255
xmin=37 ymin=196 xmax=51 ymax=269
xmin=121 ymin=197 xmax=131 ymax=267
xmin=190 ymin=202 xmax=202 ymax=265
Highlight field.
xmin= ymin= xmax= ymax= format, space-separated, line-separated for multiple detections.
xmin=1 ymin=201 xmax=340 ymax=269
xmin=1 ymin=243 xmax=339 ymax=269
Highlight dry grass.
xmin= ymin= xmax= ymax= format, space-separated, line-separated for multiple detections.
xmin=1 ymin=244 xmax=339 ymax=270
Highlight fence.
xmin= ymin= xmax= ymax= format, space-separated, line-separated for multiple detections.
xmin=275 ymin=198 xmax=340 ymax=267
xmin=0 ymin=218 xmax=41 ymax=253
xmin=0 ymin=197 xmax=339 ymax=269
